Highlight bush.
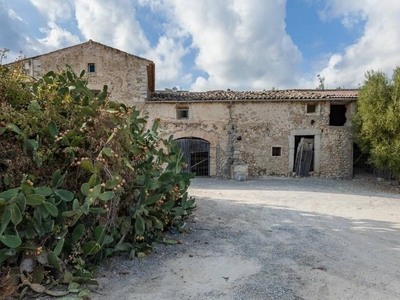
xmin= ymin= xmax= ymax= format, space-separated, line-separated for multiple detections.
xmin=353 ymin=68 xmax=400 ymax=178
xmin=0 ymin=62 xmax=195 ymax=298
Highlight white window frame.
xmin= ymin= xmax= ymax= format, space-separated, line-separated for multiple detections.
xmin=305 ymin=103 xmax=319 ymax=115
xmin=176 ymin=107 xmax=189 ymax=120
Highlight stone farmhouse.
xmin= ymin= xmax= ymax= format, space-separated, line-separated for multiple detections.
xmin=19 ymin=39 xmax=155 ymax=105
xmin=16 ymin=40 xmax=358 ymax=179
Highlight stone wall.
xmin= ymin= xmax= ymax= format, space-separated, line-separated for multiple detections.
xmin=318 ymin=101 xmax=356 ymax=178
xmin=143 ymin=102 xmax=230 ymax=177
xmin=22 ymin=41 xmax=153 ymax=106
xmin=231 ymin=101 xmax=296 ymax=176
xmin=144 ymin=99 xmax=356 ymax=179
xmin=319 ymin=127 xmax=353 ymax=178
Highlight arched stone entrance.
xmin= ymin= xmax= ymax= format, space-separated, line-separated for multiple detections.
xmin=175 ymin=138 xmax=210 ymax=176
xmin=162 ymin=130 xmax=218 ymax=176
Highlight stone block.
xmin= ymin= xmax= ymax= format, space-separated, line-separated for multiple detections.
xmin=232 ymin=164 xmax=248 ymax=174
xmin=231 ymin=163 xmax=248 ymax=181
xmin=234 ymin=174 xmax=247 ymax=181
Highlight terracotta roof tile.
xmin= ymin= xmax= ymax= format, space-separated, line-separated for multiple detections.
xmin=149 ymin=89 xmax=358 ymax=102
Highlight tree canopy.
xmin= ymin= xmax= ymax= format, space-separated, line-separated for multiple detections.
xmin=353 ymin=68 xmax=400 ymax=178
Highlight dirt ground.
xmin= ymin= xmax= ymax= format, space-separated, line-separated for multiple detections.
xmin=93 ymin=176 xmax=400 ymax=300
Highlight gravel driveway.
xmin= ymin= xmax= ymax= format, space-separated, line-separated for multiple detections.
xmin=93 ymin=176 xmax=400 ymax=300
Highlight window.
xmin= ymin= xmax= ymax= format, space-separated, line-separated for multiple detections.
xmin=306 ymin=104 xmax=317 ymax=114
xmin=88 ymin=63 xmax=96 ymax=73
xmin=272 ymin=147 xmax=282 ymax=157
xmin=329 ymin=104 xmax=347 ymax=126
xmin=177 ymin=107 xmax=189 ymax=119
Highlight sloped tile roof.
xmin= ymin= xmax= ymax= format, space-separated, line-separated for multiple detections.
xmin=149 ymin=89 xmax=358 ymax=102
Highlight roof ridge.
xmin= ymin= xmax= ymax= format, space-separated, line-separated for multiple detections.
xmin=9 ymin=40 xmax=153 ymax=63
xmin=153 ymin=88 xmax=358 ymax=94
xmin=149 ymin=89 xmax=358 ymax=102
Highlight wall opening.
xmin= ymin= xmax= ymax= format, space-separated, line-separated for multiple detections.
xmin=176 ymin=107 xmax=189 ymax=120
xmin=88 ymin=63 xmax=96 ymax=73
xmin=294 ymin=135 xmax=314 ymax=172
xmin=191 ymin=151 xmax=209 ymax=175
xmin=272 ymin=147 xmax=282 ymax=157
xmin=353 ymin=143 xmax=392 ymax=179
xmin=329 ymin=105 xmax=347 ymax=126
xmin=306 ymin=104 xmax=317 ymax=114
xmin=353 ymin=143 xmax=372 ymax=175
xmin=175 ymin=138 xmax=210 ymax=176
xmin=289 ymin=129 xmax=321 ymax=174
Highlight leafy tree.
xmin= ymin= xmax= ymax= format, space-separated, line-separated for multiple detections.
xmin=353 ymin=68 xmax=400 ymax=178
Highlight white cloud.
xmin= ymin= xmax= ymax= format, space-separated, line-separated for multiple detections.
xmin=7 ymin=0 xmax=400 ymax=91
xmin=0 ymin=2 xmax=36 ymax=61
xmin=72 ymin=0 xmax=190 ymax=89
xmin=7 ymin=9 xmax=23 ymax=22
xmin=24 ymin=0 xmax=80 ymax=54
xmin=144 ymin=36 xmax=192 ymax=89
xmin=6 ymin=0 xmax=306 ymax=91
xmin=314 ymin=0 xmax=400 ymax=88
xmin=29 ymin=0 xmax=73 ymax=22
xmin=137 ymin=0 xmax=164 ymax=12
xmin=73 ymin=0 xmax=150 ymax=54
xmin=37 ymin=22 xmax=80 ymax=51
xmin=160 ymin=0 xmax=302 ymax=91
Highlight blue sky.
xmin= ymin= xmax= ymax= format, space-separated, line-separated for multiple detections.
xmin=1 ymin=0 xmax=399 ymax=91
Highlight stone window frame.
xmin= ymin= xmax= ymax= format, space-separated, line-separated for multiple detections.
xmin=271 ymin=146 xmax=282 ymax=157
xmin=305 ymin=103 xmax=319 ymax=115
xmin=289 ymin=129 xmax=321 ymax=173
xmin=176 ymin=106 xmax=189 ymax=120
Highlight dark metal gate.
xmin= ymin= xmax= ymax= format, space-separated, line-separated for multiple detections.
xmin=176 ymin=138 xmax=210 ymax=176
xmin=353 ymin=143 xmax=373 ymax=175
xmin=353 ymin=143 xmax=392 ymax=179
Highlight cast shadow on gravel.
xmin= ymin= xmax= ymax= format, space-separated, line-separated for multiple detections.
xmin=188 ymin=196 xmax=400 ymax=298
xmin=194 ymin=196 xmax=400 ymax=254
xmin=92 ymin=193 xmax=400 ymax=300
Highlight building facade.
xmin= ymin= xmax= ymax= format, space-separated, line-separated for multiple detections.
xmin=147 ymin=90 xmax=357 ymax=179
xmin=11 ymin=41 xmax=358 ymax=179
xmin=19 ymin=40 xmax=155 ymax=106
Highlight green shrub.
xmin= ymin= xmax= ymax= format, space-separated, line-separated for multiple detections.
xmin=0 ymin=62 xmax=195 ymax=298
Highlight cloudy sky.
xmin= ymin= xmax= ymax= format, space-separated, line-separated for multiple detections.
xmin=1 ymin=0 xmax=400 ymax=91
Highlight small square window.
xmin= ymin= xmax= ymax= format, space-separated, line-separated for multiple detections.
xmin=177 ymin=108 xmax=189 ymax=119
xmin=88 ymin=63 xmax=96 ymax=73
xmin=272 ymin=147 xmax=281 ymax=157
xmin=306 ymin=104 xmax=317 ymax=113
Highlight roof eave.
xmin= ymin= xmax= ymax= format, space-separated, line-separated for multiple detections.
xmin=146 ymin=97 xmax=358 ymax=103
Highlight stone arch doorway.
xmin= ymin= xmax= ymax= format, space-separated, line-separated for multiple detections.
xmin=175 ymin=138 xmax=210 ymax=176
